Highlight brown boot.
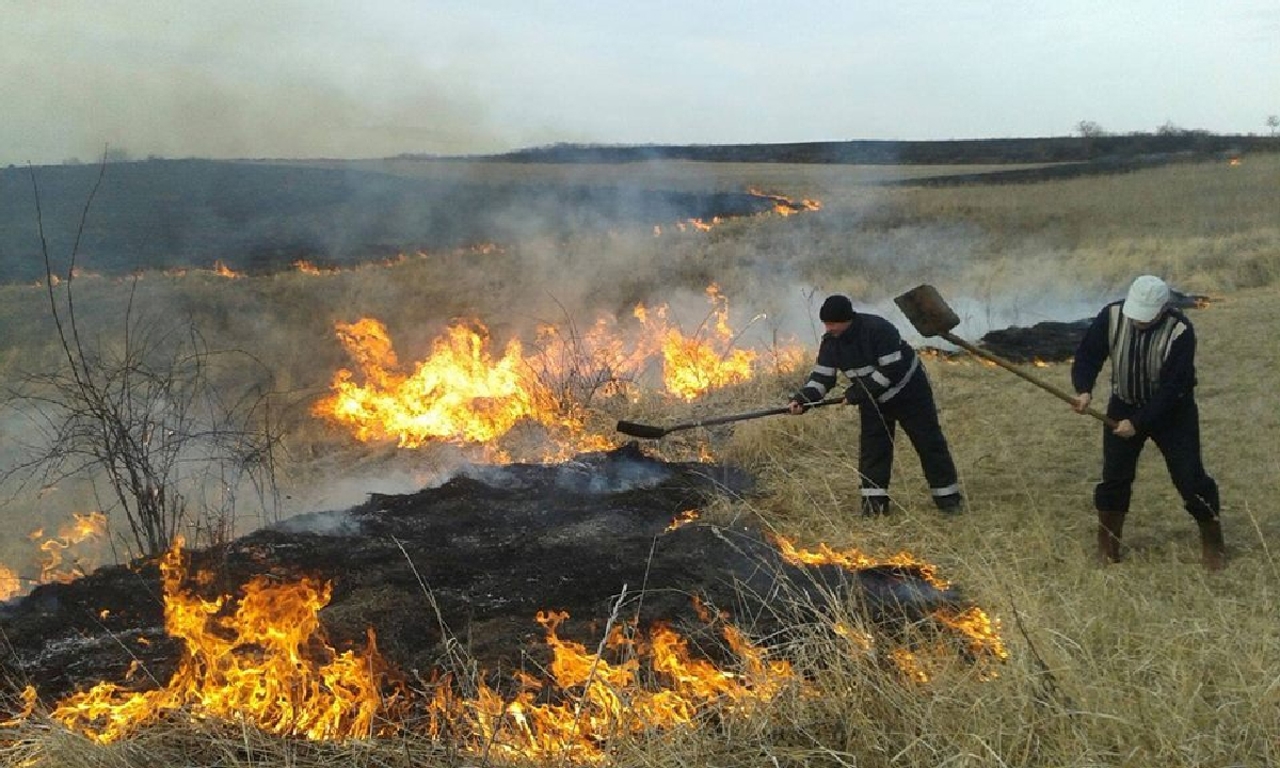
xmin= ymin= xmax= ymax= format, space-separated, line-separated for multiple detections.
xmin=1096 ymin=511 xmax=1126 ymax=564
xmin=1197 ymin=518 xmax=1226 ymax=571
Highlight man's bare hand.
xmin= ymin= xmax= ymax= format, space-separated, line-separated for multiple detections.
xmin=1071 ymin=392 xmax=1092 ymax=414
xmin=1113 ymin=419 xmax=1136 ymax=438
xmin=788 ymin=400 xmax=807 ymax=415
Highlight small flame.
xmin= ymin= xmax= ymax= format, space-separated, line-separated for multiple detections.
xmin=0 ymin=565 xmax=22 ymax=602
xmin=29 ymin=511 xmax=109 ymax=586
xmin=665 ymin=509 xmax=700 ymax=532
xmin=0 ymin=686 xmax=38 ymax=727
xmin=890 ymin=648 xmax=930 ymax=683
xmin=210 ymin=260 xmax=243 ymax=278
xmin=747 ymin=188 xmax=823 ymax=216
xmin=293 ymin=259 xmax=334 ymax=275
xmin=650 ymin=191 xmax=822 ymax=237
xmin=772 ymin=535 xmax=1006 ymax=680
xmin=918 ymin=347 xmax=963 ymax=364
xmin=773 ymin=535 xmax=950 ymax=590
xmin=935 ymin=606 xmax=1009 ymax=661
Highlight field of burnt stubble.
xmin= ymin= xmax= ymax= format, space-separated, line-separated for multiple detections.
xmin=1 ymin=152 xmax=1279 ymax=766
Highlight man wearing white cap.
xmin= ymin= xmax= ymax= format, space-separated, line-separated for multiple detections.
xmin=1070 ymin=275 xmax=1224 ymax=570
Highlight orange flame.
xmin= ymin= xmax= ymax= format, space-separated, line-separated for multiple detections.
xmin=33 ymin=511 xmax=108 ymax=584
xmin=312 ymin=318 xmax=609 ymax=459
xmin=45 ymin=537 xmax=390 ymax=743
xmin=772 ymin=535 xmax=951 ymax=590
xmin=635 ymin=284 xmax=781 ymax=401
xmin=648 ymin=191 xmax=821 ymax=237
xmin=772 ymin=535 xmax=1007 ymax=679
xmin=665 ymin=509 xmax=700 ymax=532
xmin=0 ymin=511 xmax=111 ymax=599
xmin=918 ymin=347 xmax=963 ymax=364
xmin=210 ymin=260 xmax=243 ymax=278
xmin=935 ymin=606 xmax=1008 ymax=661
xmin=0 ymin=565 xmax=22 ymax=602
xmin=293 ymin=259 xmax=334 ymax=275
xmin=423 ymin=608 xmax=795 ymax=762
xmin=747 ymin=188 xmax=823 ymax=216
xmin=27 ymin=532 xmax=1007 ymax=754
xmin=314 ymin=287 xmax=807 ymax=453
xmin=36 ymin=543 xmax=797 ymax=758
xmin=0 ymin=686 xmax=38 ymax=727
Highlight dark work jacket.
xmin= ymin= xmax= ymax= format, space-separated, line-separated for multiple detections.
xmin=1071 ymin=301 xmax=1197 ymax=431
xmin=794 ymin=313 xmax=920 ymax=406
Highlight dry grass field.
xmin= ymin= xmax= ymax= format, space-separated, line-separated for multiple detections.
xmin=1 ymin=152 xmax=1278 ymax=766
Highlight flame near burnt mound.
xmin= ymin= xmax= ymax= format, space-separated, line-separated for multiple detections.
xmin=1 ymin=445 xmax=1004 ymax=757
xmin=310 ymin=284 xmax=805 ymax=461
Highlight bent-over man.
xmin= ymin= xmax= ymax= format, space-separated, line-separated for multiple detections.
xmin=1071 ymin=274 xmax=1224 ymax=570
xmin=789 ymin=294 xmax=963 ymax=516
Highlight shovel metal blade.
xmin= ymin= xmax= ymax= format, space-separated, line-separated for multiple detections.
xmin=895 ymin=284 xmax=961 ymax=338
xmin=615 ymin=420 xmax=669 ymax=439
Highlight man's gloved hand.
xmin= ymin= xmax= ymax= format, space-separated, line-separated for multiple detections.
xmin=844 ymin=386 xmax=869 ymax=407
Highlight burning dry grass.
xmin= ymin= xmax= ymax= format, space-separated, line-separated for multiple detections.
xmin=2 ymin=154 xmax=1280 ymax=765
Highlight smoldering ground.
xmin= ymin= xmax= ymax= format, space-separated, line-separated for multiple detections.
xmin=0 ymin=156 xmax=1135 ymax=584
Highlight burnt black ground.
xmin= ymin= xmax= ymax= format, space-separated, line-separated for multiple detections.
xmin=0 ymin=161 xmax=785 ymax=283
xmin=978 ymin=292 xmax=1210 ymax=362
xmin=0 ymin=443 xmax=969 ymax=706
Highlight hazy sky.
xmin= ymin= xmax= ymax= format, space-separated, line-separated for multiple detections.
xmin=4 ymin=0 xmax=1278 ymax=165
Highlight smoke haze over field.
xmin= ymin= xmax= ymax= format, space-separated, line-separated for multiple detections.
xmin=3 ymin=1 xmax=1279 ymax=166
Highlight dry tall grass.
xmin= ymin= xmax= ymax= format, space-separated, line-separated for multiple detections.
xmin=2 ymin=154 xmax=1278 ymax=766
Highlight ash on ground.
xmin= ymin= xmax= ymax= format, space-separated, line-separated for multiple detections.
xmin=1 ymin=443 xmax=973 ymax=703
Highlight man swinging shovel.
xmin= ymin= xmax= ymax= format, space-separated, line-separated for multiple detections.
xmin=895 ymin=282 xmax=1224 ymax=570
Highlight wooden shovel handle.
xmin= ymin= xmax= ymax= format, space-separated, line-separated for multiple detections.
xmin=940 ymin=332 xmax=1119 ymax=428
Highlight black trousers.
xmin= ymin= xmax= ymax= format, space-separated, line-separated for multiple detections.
xmin=1094 ymin=395 xmax=1219 ymax=521
xmin=858 ymin=370 xmax=960 ymax=508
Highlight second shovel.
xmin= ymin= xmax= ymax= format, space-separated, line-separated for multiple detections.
xmin=894 ymin=284 xmax=1117 ymax=428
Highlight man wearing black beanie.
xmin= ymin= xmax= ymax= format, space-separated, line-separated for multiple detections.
xmin=789 ymin=294 xmax=964 ymax=516
xmin=819 ymin=294 xmax=856 ymax=323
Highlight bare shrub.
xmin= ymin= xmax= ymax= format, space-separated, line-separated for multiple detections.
xmin=2 ymin=163 xmax=284 ymax=557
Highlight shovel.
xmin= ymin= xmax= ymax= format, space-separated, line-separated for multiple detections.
xmin=616 ymin=397 xmax=843 ymax=439
xmin=894 ymin=284 xmax=1117 ymax=428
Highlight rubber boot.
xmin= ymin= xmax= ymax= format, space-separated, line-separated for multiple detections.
xmin=1096 ymin=511 xmax=1125 ymax=564
xmin=1197 ymin=518 xmax=1226 ymax=571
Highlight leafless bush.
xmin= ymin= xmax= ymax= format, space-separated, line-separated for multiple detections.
xmin=2 ymin=162 xmax=284 ymax=557
xmin=522 ymin=298 xmax=643 ymax=410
